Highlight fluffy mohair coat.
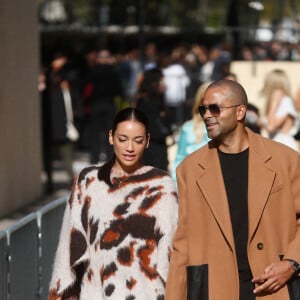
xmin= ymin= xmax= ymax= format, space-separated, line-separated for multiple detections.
xmin=49 ymin=165 xmax=178 ymax=300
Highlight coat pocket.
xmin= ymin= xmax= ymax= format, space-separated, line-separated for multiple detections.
xmin=186 ymin=264 xmax=208 ymax=300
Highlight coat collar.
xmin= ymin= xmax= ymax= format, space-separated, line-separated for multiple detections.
xmin=195 ymin=128 xmax=276 ymax=249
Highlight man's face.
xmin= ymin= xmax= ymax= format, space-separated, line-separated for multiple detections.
xmin=201 ymin=86 xmax=240 ymax=141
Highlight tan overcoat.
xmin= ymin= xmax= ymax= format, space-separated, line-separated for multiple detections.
xmin=166 ymin=128 xmax=300 ymax=300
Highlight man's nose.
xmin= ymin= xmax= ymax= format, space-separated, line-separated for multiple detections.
xmin=203 ymin=107 xmax=212 ymax=118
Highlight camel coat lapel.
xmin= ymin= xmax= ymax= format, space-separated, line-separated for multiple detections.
xmin=247 ymin=129 xmax=276 ymax=241
xmin=196 ymin=146 xmax=235 ymax=250
xmin=195 ymin=128 xmax=277 ymax=250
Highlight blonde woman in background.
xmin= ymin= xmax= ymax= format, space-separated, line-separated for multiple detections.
xmin=171 ymin=81 xmax=211 ymax=181
xmin=260 ymin=69 xmax=299 ymax=151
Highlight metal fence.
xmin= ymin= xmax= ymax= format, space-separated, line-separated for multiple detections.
xmin=0 ymin=230 xmax=8 ymax=299
xmin=0 ymin=196 xmax=67 ymax=300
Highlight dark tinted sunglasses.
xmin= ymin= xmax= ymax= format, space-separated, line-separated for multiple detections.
xmin=198 ymin=104 xmax=240 ymax=117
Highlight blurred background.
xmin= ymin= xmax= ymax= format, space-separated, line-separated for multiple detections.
xmin=1 ymin=0 xmax=300 ymax=219
xmin=37 ymin=0 xmax=300 ymax=61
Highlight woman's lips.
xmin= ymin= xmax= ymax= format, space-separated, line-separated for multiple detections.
xmin=123 ymin=154 xmax=135 ymax=161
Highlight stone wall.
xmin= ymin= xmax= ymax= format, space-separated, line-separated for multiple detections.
xmin=0 ymin=0 xmax=42 ymax=217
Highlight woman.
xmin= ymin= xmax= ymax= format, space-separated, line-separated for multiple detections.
xmin=136 ymin=67 xmax=171 ymax=171
xmin=48 ymin=107 xmax=178 ymax=300
xmin=260 ymin=69 xmax=299 ymax=151
xmin=171 ymin=81 xmax=211 ymax=181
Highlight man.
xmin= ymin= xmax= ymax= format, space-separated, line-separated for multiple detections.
xmin=166 ymin=79 xmax=300 ymax=300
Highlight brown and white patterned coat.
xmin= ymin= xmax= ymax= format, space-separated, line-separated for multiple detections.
xmin=49 ymin=165 xmax=178 ymax=300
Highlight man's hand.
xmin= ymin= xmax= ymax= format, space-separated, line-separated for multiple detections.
xmin=252 ymin=260 xmax=295 ymax=295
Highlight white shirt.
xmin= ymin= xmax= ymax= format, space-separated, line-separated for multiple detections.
xmin=163 ymin=64 xmax=190 ymax=106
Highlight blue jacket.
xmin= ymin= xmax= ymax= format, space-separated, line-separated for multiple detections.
xmin=172 ymin=120 xmax=210 ymax=181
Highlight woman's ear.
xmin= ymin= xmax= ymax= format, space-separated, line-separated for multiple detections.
xmin=108 ymin=130 xmax=113 ymax=145
xmin=146 ymin=133 xmax=150 ymax=148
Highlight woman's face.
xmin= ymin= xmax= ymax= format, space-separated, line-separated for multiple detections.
xmin=109 ymin=120 xmax=150 ymax=173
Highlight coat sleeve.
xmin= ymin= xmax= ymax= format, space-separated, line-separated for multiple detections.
xmin=49 ymin=177 xmax=90 ymax=299
xmin=283 ymin=153 xmax=300 ymax=262
xmin=156 ymin=176 xmax=178 ymax=282
xmin=165 ymin=166 xmax=189 ymax=300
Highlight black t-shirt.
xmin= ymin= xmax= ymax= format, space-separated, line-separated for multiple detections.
xmin=218 ymin=148 xmax=255 ymax=300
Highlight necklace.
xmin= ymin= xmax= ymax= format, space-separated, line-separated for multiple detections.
xmin=110 ymin=165 xmax=151 ymax=187
xmin=113 ymin=175 xmax=127 ymax=187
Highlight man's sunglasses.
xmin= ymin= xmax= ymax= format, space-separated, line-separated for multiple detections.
xmin=198 ymin=104 xmax=240 ymax=117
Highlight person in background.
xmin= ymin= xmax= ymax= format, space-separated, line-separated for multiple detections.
xmin=39 ymin=66 xmax=53 ymax=194
xmin=295 ymin=85 xmax=300 ymax=113
xmin=166 ymin=79 xmax=300 ymax=300
xmin=183 ymin=51 xmax=202 ymax=120
xmin=144 ymin=41 xmax=158 ymax=70
xmin=49 ymin=107 xmax=178 ymax=300
xmin=171 ymin=81 xmax=211 ymax=181
xmin=136 ymin=67 xmax=171 ymax=171
xmin=294 ymin=85 xmax=300 ymax=141
xmin=119 ymin=47 xmax=142 ymax=105
xmin=199 ymin=45 xmax=232 ymax=84
xmin=260 ymin=69 xmax=299 ymax=151
xmin=245 ymin=103 xmax=261 ymax=134
xmin=163 ymin=47 xmax=190 ymax=130
xmin=47 ymin=53 xmax=83 ymax=188
xmin=86 ymin=49 xmax=123 ymax=163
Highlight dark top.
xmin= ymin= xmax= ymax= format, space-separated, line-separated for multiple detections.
xmin=88 ymin=63 xmax=123 ymax=105
xmin=218 ymin=148 xmax=255 ymax=300
xmin=137 ymin=96 xmax=170 ymax=171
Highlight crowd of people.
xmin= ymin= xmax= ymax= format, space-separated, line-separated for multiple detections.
xmin=39 ymin=41 xmax=231 ymax=192
xmin=39 ymin=40 xmax=300 ymax=196
xmin=40 ymin=33 xmax=300 ymax=299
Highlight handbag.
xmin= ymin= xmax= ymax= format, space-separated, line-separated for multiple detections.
xmin=62 ymin=88 xmax=80 ymax=142
xmin=66 ymin=121 xmax=79 ymax=141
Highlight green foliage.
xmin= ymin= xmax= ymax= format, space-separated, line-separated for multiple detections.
xmin=52 ymin=0 xmax=300 ymax=31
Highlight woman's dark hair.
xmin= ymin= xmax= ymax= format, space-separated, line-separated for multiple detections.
xmin=111 ymin=106 xmax=149 ymax=134
xmin=98 ymin=107 xmax=149 ymax=185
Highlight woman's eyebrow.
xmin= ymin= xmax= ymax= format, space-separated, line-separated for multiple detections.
xmin=116 ymin=134 xmax=144 ymax=138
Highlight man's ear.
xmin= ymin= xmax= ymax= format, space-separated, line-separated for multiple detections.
xmin=108 ymin=130 xmax=113 ymax=145
xmin=237 ymin=105 xmax=247 ymax=121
